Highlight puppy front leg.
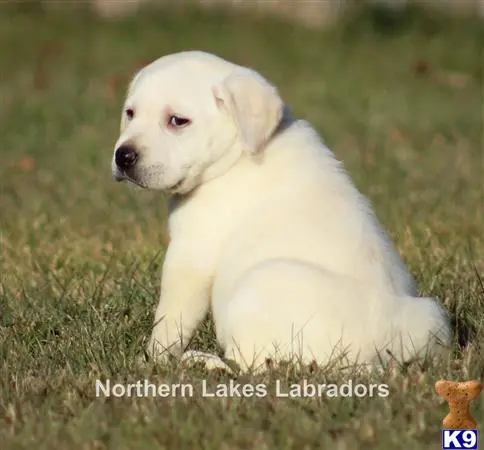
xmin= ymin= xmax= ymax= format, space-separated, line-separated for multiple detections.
xmin=147 ymin=244 xmax=212 ymax=362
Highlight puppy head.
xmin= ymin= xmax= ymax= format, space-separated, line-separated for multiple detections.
xmin=112 ymin=51 xmax=284 ymax=194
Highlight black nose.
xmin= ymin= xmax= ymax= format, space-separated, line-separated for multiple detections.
xmin=115 ymin=145 xmax=138 ymax=171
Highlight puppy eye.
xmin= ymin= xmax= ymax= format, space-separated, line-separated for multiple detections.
xmin=126 ymin=108 xmax=134 ymax=119
xmin=168 ymin=115 xmax=191 ymax=128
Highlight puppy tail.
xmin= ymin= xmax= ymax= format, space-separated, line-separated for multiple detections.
xmin=390 ymin=296 xmax=452 ymax=361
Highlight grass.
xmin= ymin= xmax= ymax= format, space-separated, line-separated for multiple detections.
xmin=0 ymin=4 xmax=483 ymax=449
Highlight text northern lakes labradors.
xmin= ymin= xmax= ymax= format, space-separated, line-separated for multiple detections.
xmin=96 ymin=379 xmax=390 ymax=399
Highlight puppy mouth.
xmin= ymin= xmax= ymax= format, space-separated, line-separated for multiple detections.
xmin=114 ymin=169 xmax=183 ymax=193
xmin=114 ymin=173 xmax=125 ymax=182
xmin=164 ymin=179 xmax=184 ymax=194
xmin=114 ymin=171 xmax=148 ymax=188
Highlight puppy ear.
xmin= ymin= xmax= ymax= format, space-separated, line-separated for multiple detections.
xmin=212 ymin=67 xmax=284 ymax=153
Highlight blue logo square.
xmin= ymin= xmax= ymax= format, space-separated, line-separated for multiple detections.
xmin=441 ymin=429 xmax=478 ymax=449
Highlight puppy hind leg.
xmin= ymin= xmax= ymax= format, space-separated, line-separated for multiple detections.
xmin=219 ymin=259 xmax=357 ymax=373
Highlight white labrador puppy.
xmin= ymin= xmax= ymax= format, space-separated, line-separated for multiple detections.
xmin=112 ymin=51 xmax=451 ymax=372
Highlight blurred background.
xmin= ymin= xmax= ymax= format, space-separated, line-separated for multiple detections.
xmin=36 ymin=0 xmax=484 ymax=25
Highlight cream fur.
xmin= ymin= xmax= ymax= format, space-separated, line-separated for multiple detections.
xmin=112 ymin=51 xmax=451 ymax=373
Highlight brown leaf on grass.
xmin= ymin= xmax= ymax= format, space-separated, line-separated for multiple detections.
xmin=412 ymin=59 xmax=471 ymax=88
xmin=39 ymin=41 xmax=62 ymax=59
xmin=1 ymin=93 xmax=12 ymax=108
xmin=4 ymin=403 xmax=16 ymax=426
xmin=328 ymin=428 xmax=346 ymax=440
xmin=436 ymin=72 xmax=471 ymax=88
xmin=389 ymin=128 xmax=406 ymax=143
xmin=413 ymin=59 xmax=431 ymax=76
xmin=105 ymin=75 xmax=123 ymax=103
xmin=135 ymin=58 xmax=153 ymax=71
xmin=104 ymin=59 xmax=153 ymax=103
xmin=33 ymin=41 xmax=62 ymax=92
xmin=33 ymin=64 xmax=49 ymax=91
xmin=19 ymin=157 xmax=35 ymax=171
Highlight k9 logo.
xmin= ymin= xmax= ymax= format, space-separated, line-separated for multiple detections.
xmin=442 ymin=429 xmax=478 ymax=450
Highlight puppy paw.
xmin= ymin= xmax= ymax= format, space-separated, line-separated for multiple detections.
xmin=180 ymin=350 xmax=236 ymax=374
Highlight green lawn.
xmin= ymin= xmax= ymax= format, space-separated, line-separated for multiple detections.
xmin=0 ymin=4 xmax=483 ymax=449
